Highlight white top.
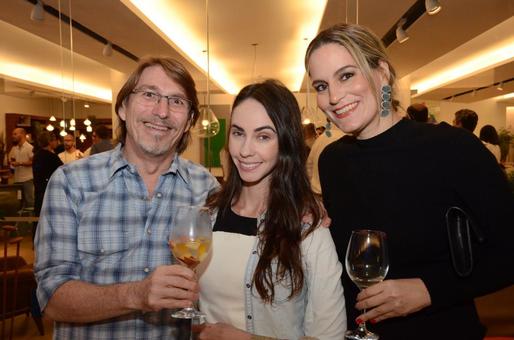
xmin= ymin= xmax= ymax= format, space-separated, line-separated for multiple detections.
xmin=307 ymin=129 xmax=344 ymax=194
xmin=9 ymin=141 xmax=33 ymax=182
xmin=199 ymin=224 xmax=346 ymax=339
xmin=198 ymin=231 xmax=255 ymax=330
xmin=59 ymin=150 xmax=84 ymax=164
xmin=482 ymin=141 xmax=501 ymax=163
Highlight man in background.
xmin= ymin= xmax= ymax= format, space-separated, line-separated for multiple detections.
xmin=407 ymin=103 xmax=429 ymax=123
xmin=90 ymin=125 xmax=114 ymax=155
xmin=454 ymin=108 xmax=478 ymax=133
xmin=58 ymin=133 xmax=84 ymax=164
xmin=8 ymin=127 xmax=34 ymax=209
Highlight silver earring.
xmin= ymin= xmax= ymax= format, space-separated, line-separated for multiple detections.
xmin=324 ymin=120 xmax=332 ymax=137
xmin=380 ymin=85 xmax=392 ymax=117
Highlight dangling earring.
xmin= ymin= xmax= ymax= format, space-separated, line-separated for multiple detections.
xmin=324 ymin=120 xmax=332 ymax=137
xmin=380 ymin=85 xmax=392 ymax=117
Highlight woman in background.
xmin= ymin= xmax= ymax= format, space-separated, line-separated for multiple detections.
xmin=305 ymin=23 xmax=514 ymax=340
xmin=479 ymin=124 xmax=501 ymax=163
xmin=197 ymin=79 xmax=346 ymax=339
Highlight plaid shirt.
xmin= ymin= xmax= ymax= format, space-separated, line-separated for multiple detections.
xmin=35 ymin=144 xmax=219 ymax=339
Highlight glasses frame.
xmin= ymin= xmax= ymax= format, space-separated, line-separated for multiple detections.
xmin=131 ymin=88 xmax=192 ymax=114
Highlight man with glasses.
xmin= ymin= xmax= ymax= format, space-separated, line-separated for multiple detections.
xmin=35 ymin=57 xmax=219 ymax=339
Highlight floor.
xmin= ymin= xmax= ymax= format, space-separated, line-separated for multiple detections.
xmin=3 ymin=229 xmax=514 ymax=339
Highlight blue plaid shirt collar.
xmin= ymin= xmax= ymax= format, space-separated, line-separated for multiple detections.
xmin=108 ymin=143 xmax=191 ymax=185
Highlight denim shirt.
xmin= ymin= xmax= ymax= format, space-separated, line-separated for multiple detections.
xmin=209 ymin=211 xmax=347 ymax=339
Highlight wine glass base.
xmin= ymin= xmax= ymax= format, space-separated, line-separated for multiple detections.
xmin=345 ymin=329 xmax=379 ymax=340
xmin=171 ymin=308 xmax=206 ymax=319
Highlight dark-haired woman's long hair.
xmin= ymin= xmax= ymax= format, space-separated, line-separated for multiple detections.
xmin=206 ymin=79 xmax=320 ymax=303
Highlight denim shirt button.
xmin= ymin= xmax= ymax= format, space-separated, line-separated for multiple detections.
xmin=246 ymin=283 xmax=251 ymax=288
xmin=247 ymin=315 xmax=252 ymax=320
xmin=252 ymin=250 xmax=257 ymax=255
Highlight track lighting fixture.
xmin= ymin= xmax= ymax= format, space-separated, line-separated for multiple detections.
xmin=30 ymin=0 xmax=45 ymax=21
xmin=425 ymin=0 xmax=442 ymax=15
xmin=396 ymin=18 xmax=409 ymax=44
xmin=102 ymin=41 xmax=113 ymax=57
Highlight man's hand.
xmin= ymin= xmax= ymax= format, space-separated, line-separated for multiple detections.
xmin=127 ymin=264 xmax=198 ymax=312
xmin=354 ymin=278 xmax=431 ymax=324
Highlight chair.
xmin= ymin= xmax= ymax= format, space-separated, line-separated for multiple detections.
xmin=1 ymin=225 xmax=44 ymax=339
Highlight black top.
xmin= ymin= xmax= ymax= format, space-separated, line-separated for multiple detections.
xmin=32 ymin=149 xmax=63 ymax=216
xmin=213 ymin=208 xmax=258 ymax=236
xmin=320 ymin=118 xmax=514 ymax=340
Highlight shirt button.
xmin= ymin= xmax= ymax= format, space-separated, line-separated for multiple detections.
xmin=156 ymin=192 xmax=162 ymax=198
xmin=100 ymin=249 xmax=105 ymax=253
xmin=147 ymin=229 xmax=152 ymax=234
xmin=246 ymin=283 xmax=251 ymax=288
xmin=252 ymin=251 xmax=257 ymax=255
xmin=144 ymin=267 xmax=150 ymax=273
xmin=247 ymin=315 xmax=252 ymax=320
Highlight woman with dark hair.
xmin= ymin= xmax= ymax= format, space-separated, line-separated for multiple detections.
xmin=305 ymin=23 xmax=514 ymax=340
xmin=479 ymin=124 xmax=501 ymax=162
xmin=197 ymin=79 xmax=346 ymax=339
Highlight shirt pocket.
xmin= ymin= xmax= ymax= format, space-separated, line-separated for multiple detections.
xmin=77 ymin=223 xmax=131 ymax=281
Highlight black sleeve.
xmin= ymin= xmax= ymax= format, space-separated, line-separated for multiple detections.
xmin=421 ymin=131 xmax=514 ymax=310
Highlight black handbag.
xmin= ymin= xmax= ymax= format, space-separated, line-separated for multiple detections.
xmin=445 ymin=206 xmax=486 ymax=277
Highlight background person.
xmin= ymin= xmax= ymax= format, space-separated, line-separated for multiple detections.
xmin=453 ymin=108 xmax=479 ymax=133
xmin=479 ymin=124 xmax=501 ymax=163
xmin=305 ymin=23 xmax=514 ymax=340
xmin=8 ymin=127 xmax=34 ymax=209
xmin=198 ymin=79 xmax=346 ymax=339
xmin=32 ymin=131 xmax=62 ymax=217
xmin=35 ymin=57 xmax=219 ymax=339
xmin=406 ymin=103 xmax=429 ymax=123
xmin=90 ymin=124 xmax=114 ymax=155
xmin=58 ymin=133 xmax=84 ymax=164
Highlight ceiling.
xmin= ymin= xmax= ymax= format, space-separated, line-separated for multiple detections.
xmin=0 ymin=0 xmax=513 ymax=105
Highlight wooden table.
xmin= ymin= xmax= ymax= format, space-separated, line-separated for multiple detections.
xmin=2 ymin=216 xmax=39 ymax=223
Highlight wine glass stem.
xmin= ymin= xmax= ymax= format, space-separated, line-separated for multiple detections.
xmin=357 ymin=309 xmax=368 ymax=334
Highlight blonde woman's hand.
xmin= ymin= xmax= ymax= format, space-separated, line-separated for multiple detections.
xmin=354 ymin=278 xmax=431 ymax=324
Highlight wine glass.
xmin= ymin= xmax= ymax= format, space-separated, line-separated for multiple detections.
xmin=345 ymin=230 xmax=389 ymax=340
xmin=168 ymin=206 xmax=212 ymax=319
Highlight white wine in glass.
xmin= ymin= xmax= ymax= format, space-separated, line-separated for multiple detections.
xmin=168 ymin=206 xmax=212 ymax=319
xmin=345 ymin=230 xmax=389 ymax=340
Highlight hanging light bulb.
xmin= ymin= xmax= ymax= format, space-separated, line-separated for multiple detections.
xmin=86 ymin=125 xmax=93 ymax=132
xmin=84 ymin=118 xmax=92 ymax=126
xmin=59 ymin=129 xmax=67 ymax=137
xmin=59 ymin=120 xmax=66 ymax=128
xmin=193 ymin=0 xmax=219 ymax=139
xmin=46 ymin=124 xmax=54 ymax=131
xmin=49 ymin=115 xmax=56 ymax=122
xmin=70 ymin=118 xmax=76 ymax=126
xmin=79 ymin=133 xmax=86 ymax=142
xmin=69 ymin=125 xmax=76 ymax=131
xmin=196 ymin=106 xmax=220 ymax=137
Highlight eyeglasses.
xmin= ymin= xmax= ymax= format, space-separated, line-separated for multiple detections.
xmin=131 ymin=89 xmax=192 ymax=114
